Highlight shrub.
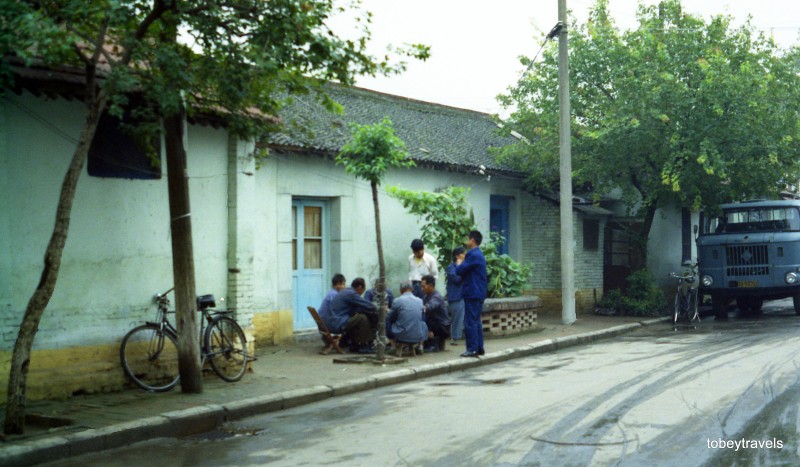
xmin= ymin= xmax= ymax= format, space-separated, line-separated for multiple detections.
xmin=598 ymin=269 xmax=666 ymax=316
xmin=482 ymin=233 xmax=532 ymax=298
xmin=388 ymin=186 xmax=531 ymax=298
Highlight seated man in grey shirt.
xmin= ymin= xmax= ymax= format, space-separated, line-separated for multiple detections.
xmin=386 ymin=281 xmax=428 ymax=347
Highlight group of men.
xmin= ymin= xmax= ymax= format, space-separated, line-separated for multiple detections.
xmin=317 ymin=230 xmax=487 ymax=357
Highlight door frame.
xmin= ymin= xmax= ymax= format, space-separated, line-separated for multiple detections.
xmin=291 ymin=198 xmax=330 ymax=330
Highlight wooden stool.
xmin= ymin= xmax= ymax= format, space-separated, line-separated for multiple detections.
xmin=394 ymin=341 xmax=422 ymax=357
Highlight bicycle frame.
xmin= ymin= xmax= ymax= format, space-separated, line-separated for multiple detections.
xmin=669 ymin=266 xmax=700 ymax=325
xmin=121 ymin=287 xmax=249 ymax=392
xmin=150 ymin=288 xmax=233 ymax=351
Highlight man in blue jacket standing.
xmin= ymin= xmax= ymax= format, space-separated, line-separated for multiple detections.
xmin=455 ymin=230 xmax=487 ymax=357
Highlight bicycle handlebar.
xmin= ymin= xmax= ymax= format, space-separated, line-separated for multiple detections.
xmin=669 ymin=272 xmax=697 ymax=286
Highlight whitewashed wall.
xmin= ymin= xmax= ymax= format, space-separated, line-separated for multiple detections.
xmin=252 ymin=151 xmax=507 ymax=312
xmin=647 ymin=206 xmax=699 ymax=283
xmin=2 ymin=90 xmax=529 ymax=352
xmin=1 ymin=92 xmax=231 ymax=350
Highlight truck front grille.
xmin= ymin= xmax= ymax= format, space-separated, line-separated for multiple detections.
xmin=726 ymin=244 xmax=770 ymax=276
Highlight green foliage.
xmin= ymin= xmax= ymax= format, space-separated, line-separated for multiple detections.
xmin=598 ymin=270 xmax=667 ymax=316
xmin=388 ymin=187 xmax=532 ymax=297
xmin=336 ymin=117 xmax=414 ymax=184
xmin=482 ymin=233 xmax=532 ymax=298
xmin=387 ymin=185 xmax=473 ymax=267
xmin=1 ymin=0 xmax=431 ymax=141
xmin=497 ymin=0 xmax=800 ymax=242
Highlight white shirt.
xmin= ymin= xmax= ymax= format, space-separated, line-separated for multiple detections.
xmin=408 ymin=251 xmax=439 ymax=281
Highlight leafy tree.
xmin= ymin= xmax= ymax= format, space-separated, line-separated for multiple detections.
xmin=1 ymin=0 xmax=428 ymax=434
xmin=388 ymin=186 xmax=531 ymax=298
xmin=337 ymin=117 xmax=415 ymax=361
xmin=497 ymin=0 xmax=800 ymax=264
xmin=387 ymin=185 xmax=474 ymax=267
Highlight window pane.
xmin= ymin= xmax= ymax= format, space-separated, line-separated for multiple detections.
xmin=88 ymin=111 xmax=161 ymax=180
xmin=583 ymin=219 xmax=599 ymax=251
xmin=292 ymin=239 xmax=297 ymax=270
xmin=304 ymin=239 xmax=322 ymax=268
xmin=304 ymin=206 xmax=322 ymax=237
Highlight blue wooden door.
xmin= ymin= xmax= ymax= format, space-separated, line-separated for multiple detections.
xmin=490 ymin=195 xmax=510 ymax=255
xmin=292 ymin=200 xmax=328 ymax=330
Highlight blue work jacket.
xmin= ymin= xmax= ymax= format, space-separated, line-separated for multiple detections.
xmin=455 ymin=246 xmax=487 ymax=300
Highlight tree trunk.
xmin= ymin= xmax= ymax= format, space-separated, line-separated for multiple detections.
xmin=371 ymin=181 xmax=388 ymax=360
xmin=634 ymin=203 xmax=658 ymax=270
xmin=163 ymin=109 xmax=203 ymax=393
xmin=4 ymin=91 xmax=107 ymax=434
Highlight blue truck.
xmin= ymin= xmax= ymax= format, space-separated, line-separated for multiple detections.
xmin=697 ymin=199 xmax=800 ymax=318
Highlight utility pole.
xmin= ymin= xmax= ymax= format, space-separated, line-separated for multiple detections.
xmin=557 ymin=0 xmax=576 ymax=324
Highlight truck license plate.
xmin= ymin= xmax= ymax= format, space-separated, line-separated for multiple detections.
xmin=736 ymin=280 xmax=758 ymax=288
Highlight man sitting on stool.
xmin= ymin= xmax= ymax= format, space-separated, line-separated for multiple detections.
xmin=329 ymin=277 xmax=378 ymax=353
xmin=386 ymin=281 xmax=428 ymax=354
xmin=421 ymin=274 xmax=450 ymax=352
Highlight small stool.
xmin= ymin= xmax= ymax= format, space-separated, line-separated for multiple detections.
xmin=394 ymin=341 xmax=422 ymax=357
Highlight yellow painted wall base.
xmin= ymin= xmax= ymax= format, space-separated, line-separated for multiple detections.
xmin=0 ymin=313 xmax=288 ymax=404
xmin=531 ymin=288 xmax=604 ymax=315
xmin=252 ymin=309 xmax=294 ymax=347
xmin=0 ymin=343 xmax=127 ymax=404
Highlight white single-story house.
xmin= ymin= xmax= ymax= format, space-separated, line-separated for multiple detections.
xmin=1 ymin=64 xmax=611 ymax=401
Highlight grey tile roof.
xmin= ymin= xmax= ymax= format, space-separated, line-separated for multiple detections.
xmin=269 ymin=84 xmax=521 ymax=174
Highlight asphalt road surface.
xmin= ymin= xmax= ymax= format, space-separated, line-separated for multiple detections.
xmin=57 ymin=302 xmax=800 ymax=466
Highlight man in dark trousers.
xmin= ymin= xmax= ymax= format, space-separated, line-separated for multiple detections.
xmin=455 ymin=230 xmax=487 ymax=357
xmin=329 ymin=277 xmax=378 ymax=353
xmin=421 ymin=274 xmax=449 ymax=352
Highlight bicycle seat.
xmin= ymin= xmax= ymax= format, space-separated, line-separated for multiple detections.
xmin=196 ymin=294 xmax=216 ymax=310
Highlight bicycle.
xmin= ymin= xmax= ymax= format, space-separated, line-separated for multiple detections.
xmin=120 ymin=287 xmax=249 ymax=392
xmin=669 ymin=264 xmax=700 ymax=326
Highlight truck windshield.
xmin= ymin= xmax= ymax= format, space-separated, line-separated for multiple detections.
xmin=705 ymin=207 xmax=800 ymax=233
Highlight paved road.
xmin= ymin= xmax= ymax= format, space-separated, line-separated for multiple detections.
xmin=55 ymin=304 xmax=800 ymax=466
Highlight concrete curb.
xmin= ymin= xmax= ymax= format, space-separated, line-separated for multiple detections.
xmin=1 ymin=320 xmax=652 ymax=465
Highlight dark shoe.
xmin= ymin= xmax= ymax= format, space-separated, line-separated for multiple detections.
xmin=450 ymin=340 xmax=460 ymax=346
xmin=423 ymin=345 xmax=439 ymax=353
xmin=460 ymin=351 xmax=478 ymax=358
xmin=414 ymin=346 xmax=423 ymax=355
xmin=478 ymin=349 xmax=485 ymax=356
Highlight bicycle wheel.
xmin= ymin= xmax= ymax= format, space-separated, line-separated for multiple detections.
xmin=672 ymin=291 xmax=681 ymax=325
xmin=120 ymin=324 xmax=180 ymax=392
xmin=687 ymin=289 xmax=699 ymax=322
xmin=204 ymin=317 xmax=248 ymax=382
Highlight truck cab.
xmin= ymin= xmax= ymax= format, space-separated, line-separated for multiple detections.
xmin=697 ymin=200 xmax=800 ymax=317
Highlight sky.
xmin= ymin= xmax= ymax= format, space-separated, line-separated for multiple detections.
xmin=333 ymin=0 xmax=800 ymax=115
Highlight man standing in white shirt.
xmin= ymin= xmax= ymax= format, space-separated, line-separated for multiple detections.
xmin=408 ymin=238 xmax=439 ymax=299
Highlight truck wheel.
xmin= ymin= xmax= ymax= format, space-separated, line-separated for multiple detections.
xmin=712 ymin=296 xmax=729 ymax=319
xmin=793 ymin=294 xmax=800 ymax=316
xmin=750 ymin=299 xmax=763 ymax=314
xmin=735 ymin=297 xmax=751 ymax=313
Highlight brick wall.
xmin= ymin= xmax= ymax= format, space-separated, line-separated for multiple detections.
xmin=532 ymin=287 xmax=604 ymax=315
xmin=520 ymin=193 xmax=607 ymax=313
